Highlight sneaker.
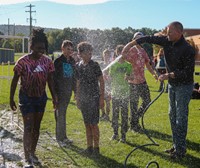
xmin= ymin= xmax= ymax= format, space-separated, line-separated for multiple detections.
xmin=80 ymin=147 xmax=93 ymax=156
xmin=130 ymin=125 xmax=142 ymax=133
xmin=111 ymin=134 xmax=119 ymax=140
xmin=58 ymin=140 xmax=67 ymax=147
xmin=31 ymin=155 xmax=41 ymax=165
xmin=164 ymin=147 xmax=175 ymax=154
xmin=170 ymin=151 xmax=185 ymax=159
xmin=120 ymin=134 xmax=126 ymax=143
xmin=24 ymin=158 xmax=34 ymax=168
xmin=63 ymin=138 xmax=73 ymax=144
xmin=58 ymin=138 xmax=73 ymax=147
xmin=104 ymin=114 xmax=110 ymax=121
xmin=92 ymin=147 xmax=100 ymax=158
xmin=24 ymin=164 xmax=34 ymax=168
xmin=100 ymin=113 xmax=106 ymax=120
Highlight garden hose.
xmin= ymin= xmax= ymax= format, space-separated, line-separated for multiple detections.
xmin=124 ymin=81 xmax=165 ymax=168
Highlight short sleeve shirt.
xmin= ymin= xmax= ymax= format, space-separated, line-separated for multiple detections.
xmin=75 ymin=60 xmax=102 ymax=101
xmin=14 ymin=54 xmax=54 ymax=97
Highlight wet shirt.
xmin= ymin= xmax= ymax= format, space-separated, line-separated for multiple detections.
xmin=14 ymin=54 xmax=54 ymax=97
xmin=53 ymin=55 xmax=76 ymax=95
xmin=109 ymin=61 xmax=132 ymax=99
xmin=75 ymin=60 xmax=102 ymax=101
xmin=126 ymin=46 xmax=150 ymax=84
xmin=136 ymin=35 xmax=195 ymax=86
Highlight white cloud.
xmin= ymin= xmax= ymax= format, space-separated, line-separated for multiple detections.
xmin=0 ymin=0 xmax=36 ymax=5
xmin=0 ymin=0 xmax=113 ymax=5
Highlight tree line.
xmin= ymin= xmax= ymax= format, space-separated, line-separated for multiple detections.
xmin=0 ymin=27 xmax=159 ymax=56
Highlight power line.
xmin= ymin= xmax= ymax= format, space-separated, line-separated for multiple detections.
xmin=25 ymin=4 xmax=36 ymax=36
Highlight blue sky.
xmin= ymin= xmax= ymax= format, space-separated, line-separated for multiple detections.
xmin=0 ymin=0 xmax=199 ymax=30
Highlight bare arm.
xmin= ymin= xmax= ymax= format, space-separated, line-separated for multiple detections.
xmin=146 ymin=62 xmax=158 ymax=80
xmin=10 ymin=71 xmax=20 ymax=111
xmin=121 ymin=40 xmax=137 ymax=60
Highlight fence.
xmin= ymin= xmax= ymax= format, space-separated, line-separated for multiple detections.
xmin=0 ymin=61 xmax=23 ymax=133
xmin=0 ymin=48 xmax=14 ymax=63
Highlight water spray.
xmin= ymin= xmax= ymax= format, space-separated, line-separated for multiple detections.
xmin=102 ymin=55 xmax=122 ymax=73
xmin=101 ymin=55 xmax=165 ymax=167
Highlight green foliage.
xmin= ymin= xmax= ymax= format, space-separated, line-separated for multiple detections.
xmin=1 ymin=64 xmax=200 ymax=167
xmin=0 ymin=26 xmax=158 ymax=56
xmin=0 ymin=34 xmax=29 ymax=53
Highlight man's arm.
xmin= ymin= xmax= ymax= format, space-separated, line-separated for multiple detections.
xmin=121 ymin=40 xmax=137 ymax=59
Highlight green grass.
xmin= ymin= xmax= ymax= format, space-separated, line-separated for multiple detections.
xmin=1 ymin=64 xmax=200 ymax=167
xmin=14 ymin=53 xmax=24 ymax=62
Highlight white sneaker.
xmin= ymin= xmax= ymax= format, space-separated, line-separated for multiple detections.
xmin=63 ymin=138 xmax=73 ymax=144
xmin=31 ymin=155 xmax=40 ymax=165
xmin=24 ymin=158 xmax=34 ymax=168
xmin=58 ymin=138 xmax=73 ymax=147
xmin=58 ymin=141 xmax=67 ymax=147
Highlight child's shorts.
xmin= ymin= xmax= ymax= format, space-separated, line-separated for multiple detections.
xmin=19 ymin=90 xmax=47 ymax=116
xmin=80 ymin=96 xmax=100 ymax=125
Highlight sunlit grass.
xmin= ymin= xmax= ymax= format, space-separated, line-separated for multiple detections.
xmin=0 ymin=63 xmax=200 ymax=167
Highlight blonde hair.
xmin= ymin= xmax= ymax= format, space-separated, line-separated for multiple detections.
xmin=103 ymin=49 xmax=110 ymax=56
xmin=115 ymin=45 xmax=124 ymax=56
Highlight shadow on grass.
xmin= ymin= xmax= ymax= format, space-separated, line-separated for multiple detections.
xmin=45 ymin=131 xmax=136 ymax=167
xmin=0 ymin=152 xmax=22 ymax=162
xmin=59 ymin=144 xmax=137 ymax=168
xmin=124 ymin=129 xmax=200 ymax=168
xmin=0 ymin=127 xmax=23 ymax=164
xmin=0 ymin=126 xmax=22 ymax=143
xmin=126 ymin=142 xmax=200 ymax=168
xmin=144 ymin=129 xmax=200 ymax=153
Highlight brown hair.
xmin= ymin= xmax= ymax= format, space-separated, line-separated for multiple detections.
xmin=77 ymin=41 xmax=93 ymax=53
xmin=61 ymin=40 xmax=73 ymax=48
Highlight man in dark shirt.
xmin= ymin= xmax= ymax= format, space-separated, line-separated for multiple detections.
xmin=122 ymin=21 xmax=195 ymax=159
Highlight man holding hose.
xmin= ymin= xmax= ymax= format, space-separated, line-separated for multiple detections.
xmin=122 ymin=21 xmax=195 ymax=159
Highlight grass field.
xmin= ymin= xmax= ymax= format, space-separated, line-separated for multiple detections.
xmin=0 ymin=62 xmax=200 ymax=168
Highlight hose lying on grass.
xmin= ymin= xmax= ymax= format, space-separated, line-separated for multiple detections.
xmin=124 ymin=81 xmax=165 ymax=168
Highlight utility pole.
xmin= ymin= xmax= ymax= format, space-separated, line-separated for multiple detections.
xmin=25 ymin=4 xmax=36 ymax=36
xmin=8 ymin=18 xmax=10 ymax=35
xmin=13 ymin=23 xmax=15 ymax=36
xmin=8 ymin=19 xmax=15 ymax=35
